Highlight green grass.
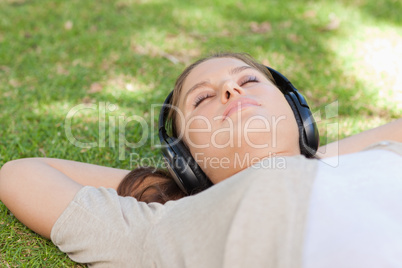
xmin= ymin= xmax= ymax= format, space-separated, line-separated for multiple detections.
xmin=0 ymin=0 xmax=401 ymax=266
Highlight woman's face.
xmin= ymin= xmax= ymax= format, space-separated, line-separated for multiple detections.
xmin=176 ymin=57 xmax=300 ymax=183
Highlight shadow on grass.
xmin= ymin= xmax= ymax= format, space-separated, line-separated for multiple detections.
xmin=341 ymin=0 xmax=402 ymax=26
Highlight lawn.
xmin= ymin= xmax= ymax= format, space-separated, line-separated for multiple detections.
xmin=0 ymin=0 xmax=401 ymax=266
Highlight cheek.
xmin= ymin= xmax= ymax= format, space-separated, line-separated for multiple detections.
xmin=183 ymin=113 xmax=214 ymax=150
xmin=246 ymin=92 xmax=299 ymax=145
xmin=269 ymin=96 xmax=299 ymax=131
xmin=270 ymin=102 xmax=300 ymax=148
xmin=261 ymin=91 xmax=293 ymax=120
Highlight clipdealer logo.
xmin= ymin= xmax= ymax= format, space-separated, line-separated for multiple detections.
xmin=64 ymin=100 xmax=339 ymax=167
xmin=129 ymin=152 xmax=287 ymax=170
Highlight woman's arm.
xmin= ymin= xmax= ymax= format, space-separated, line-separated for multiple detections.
xmin=319 ymin=118 xmax=402 ymax=158
xmin=0 ymin=158 xmax=130 ymax=239
xmin=29 ymin=158 xmax=131 ymax=189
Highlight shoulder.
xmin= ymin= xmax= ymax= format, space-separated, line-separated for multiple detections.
xmin=51 ymin=186 xmax=167 ymax=265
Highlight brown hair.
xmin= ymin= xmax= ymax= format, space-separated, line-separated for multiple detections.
xmin=117 ymin=52 xmax=277 ymax=203
xmin=117 ymin=166 xmax=186 ymax=204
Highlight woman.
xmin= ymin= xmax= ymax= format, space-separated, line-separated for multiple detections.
xmin=0 ymin=53 xmax=401 ymax=267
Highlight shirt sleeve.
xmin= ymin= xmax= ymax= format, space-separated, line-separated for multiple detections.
xmin=50 ymin=186 xmax=164 ymax=267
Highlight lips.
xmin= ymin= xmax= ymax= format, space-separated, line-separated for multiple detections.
xmin=223 ymin=98 xmax=260 ymax=120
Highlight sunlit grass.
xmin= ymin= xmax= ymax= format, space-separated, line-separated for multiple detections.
xmin=331 ymin=26 xmax=402 ymax=110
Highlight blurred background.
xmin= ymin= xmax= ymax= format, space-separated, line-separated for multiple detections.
xmin=0 ymin=0 xmax=401 ymax=266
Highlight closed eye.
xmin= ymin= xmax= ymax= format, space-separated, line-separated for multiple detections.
xmin=240 ymin=75 xmax=259 ymax=86
xmin=193 ymin=93 xmax=213 ymax=108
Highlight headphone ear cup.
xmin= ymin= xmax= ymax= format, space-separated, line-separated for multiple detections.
xmin=267 ymin=66 xmax=319 ymax=157
xmin=158 ymin=91 xmax=212 ymax=195
xmin=164 ymin=137 xmax=212 ymax=194
xmin=173 ymin=140 xmax=212 ymax=193
xmin=284 ymin=92 xmax=319 ymax=158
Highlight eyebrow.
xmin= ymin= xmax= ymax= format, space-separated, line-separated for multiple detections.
xmin=182 ymin=65 xmax=254 ymax=106
xmin=229 ymin=65 xmax=253 ymax=75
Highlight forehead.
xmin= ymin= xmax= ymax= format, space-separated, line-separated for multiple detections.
xmin=182 ymin=57 xmax=251 ymax=91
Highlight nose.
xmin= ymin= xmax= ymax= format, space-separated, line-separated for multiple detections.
xmin=220 ymin=80 xmax=245 ymax=104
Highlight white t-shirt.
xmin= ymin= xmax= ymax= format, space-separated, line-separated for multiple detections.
xmin=303 ymin=146 xmax=402 ymax=268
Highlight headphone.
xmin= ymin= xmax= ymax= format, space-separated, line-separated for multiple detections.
xmin=159 ymin=67 xmax=319 ymax=195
